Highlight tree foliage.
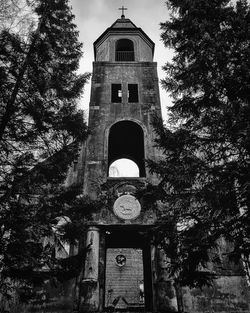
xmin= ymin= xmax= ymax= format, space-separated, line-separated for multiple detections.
xmin=0 ymin=0 xmax=36 ymax=36
xmin=148 ymin=0 xmax=250 ymax=288
xmin=0 ymin=0 xmax=91 ymax=305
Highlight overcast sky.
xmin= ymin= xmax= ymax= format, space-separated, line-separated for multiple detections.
xmin=69 ymin=0 xmax=173 ymax=121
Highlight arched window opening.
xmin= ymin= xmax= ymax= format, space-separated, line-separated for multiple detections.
xmin=109 ymin=158 xmax=140 ymax=177
xmin=108 ymin=121 xmax=145 ymax=177
xmin=116 ymin=39 xmax=134 ymax=61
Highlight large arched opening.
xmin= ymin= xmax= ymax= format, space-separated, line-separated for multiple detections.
xmin=116 ymin=39 xmax=134 ymax=61
xmin=108 ymin=121 xmax=145 ymax=177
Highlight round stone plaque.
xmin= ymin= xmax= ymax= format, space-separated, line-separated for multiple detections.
xmin=113 ymin=195 xmax=141 ymax=220
xmin=115 ymin=254 xmax=126 ymax=267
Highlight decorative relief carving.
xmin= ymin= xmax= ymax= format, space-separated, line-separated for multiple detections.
xmin=115 ymin=254 xmax=126 ymax=267
xmin=113 ymin=194 xmax=141 ymax=220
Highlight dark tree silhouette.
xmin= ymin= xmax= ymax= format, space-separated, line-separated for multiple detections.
xmin=0 ymin=0 xmax=91 ymax=304
xmin=147 ymin=0 xmax=250 ymax=294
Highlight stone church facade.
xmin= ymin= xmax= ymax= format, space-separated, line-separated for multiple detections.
xmin=13 ymin=13 xmax=250 ymax=313
xmin=69 ymin=14 xmax=250 ymax=313
xmin=75 ymin=14 xmax=169 ymax=312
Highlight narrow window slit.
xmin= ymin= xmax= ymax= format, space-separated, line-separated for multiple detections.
xmin=128 ymin=84 xmax=138 ymax=102
xmin=112 ymin=84 xmax=122 ymax=102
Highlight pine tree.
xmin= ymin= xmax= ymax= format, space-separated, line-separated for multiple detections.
xmin=0 ymin=0 xmax=35 ymax=36
xmin=0 ymin=0 xmax=91 ymax=304
xmin=148 ymin=0 xmax=250 ymax=289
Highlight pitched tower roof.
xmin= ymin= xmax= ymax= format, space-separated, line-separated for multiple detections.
xmin=94 ymin=16 xmax=155 ymax=60
xmin=110 ymin=17 xmax=137 ymax=29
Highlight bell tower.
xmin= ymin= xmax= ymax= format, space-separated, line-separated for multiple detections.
xmin=83 ymin=11 xmax=162 ymax=195
xmin=78 ymin=11 xmax=178 ymax=313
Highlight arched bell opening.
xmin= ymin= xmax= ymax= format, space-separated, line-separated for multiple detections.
xmin=108 ymin=121 xmax=145 ymax=177
xmin=116 ymin=39 xmax=134 ymax=61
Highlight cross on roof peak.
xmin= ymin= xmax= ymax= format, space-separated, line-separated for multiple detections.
xmin=118 ymin=6 xmax=127 ymax=19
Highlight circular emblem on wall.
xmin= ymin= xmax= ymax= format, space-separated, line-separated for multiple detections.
xmin=113 ymin=195 xmax=141 ymax=220
xmin=115 ymin=254 xmax=126 ymax=267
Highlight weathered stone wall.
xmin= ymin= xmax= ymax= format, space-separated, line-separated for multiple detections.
xmin=65 ymin=141 xmax=87 ymax=188
xmin=105 ymin=248 xmax=144 ymax=309
xmin=3 ymin=279 xmax=76 ymax=313
xmin=182 ymin=276 xmax=250 ymax=313
xmin=83 ymin=61 xmax=162 ymax=197
xmin=180 ymin=237 xmax=250 ymax=313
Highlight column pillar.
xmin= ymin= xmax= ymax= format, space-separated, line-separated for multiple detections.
xmin=156 ymin=247 xmax=178 ymax=312
xmin=79 ymin=226 xmax=100 ymax=312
